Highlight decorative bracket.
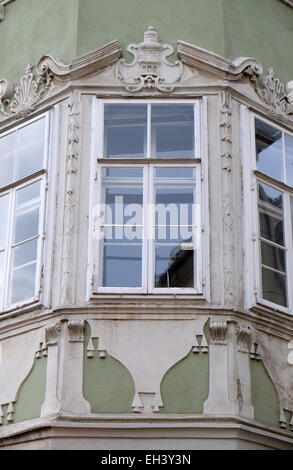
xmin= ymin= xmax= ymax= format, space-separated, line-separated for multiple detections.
xmin=209 ymin=320 xmax=228 ymax=345
xmin=116 ymin=26 xmax=183 ymax=93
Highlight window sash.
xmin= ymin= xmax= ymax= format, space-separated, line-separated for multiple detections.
xmin=0 ymin=113 xmax=49 ymax=312
xmin=251 ymin=113 xmax=293 ymax=313
xmin=93 ymin=163 xmax=202 ymax=294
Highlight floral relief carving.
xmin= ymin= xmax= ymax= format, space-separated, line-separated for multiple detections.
xmin=60 ymin=93 xmax=81 ymax=306
xmin=246 ymin=66 xmax=293 ymax=120
xmin=0 ymin=63 xmax=54 ymax=120
xmin=116 ymin=26 xmax=183 ymax=93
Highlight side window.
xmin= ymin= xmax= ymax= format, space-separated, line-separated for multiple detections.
xmin=254 ymin=118 xmax=293 ymax=309
xmin=0 ymin=115 xmax=48 ymax=311
xmin=91 ymin=101 xmax=203 ymax=294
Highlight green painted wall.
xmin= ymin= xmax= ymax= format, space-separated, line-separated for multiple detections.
xmin=76 ymin=0 xmax=224 ymax=60
xmin=0 ymin=0 xmax=292 ymax=84
xmin=160 ymin=348 xmax=209 ymax=413
xmin=250 ymin=359 xmax=280 ymax=428
xmin=83 ymin=323 xmax=135 ymax=413
xmin=13 ymin=355 xmax=47 ymax=423
xmin=0 ymin=0 xmax=78 ymax=83
xmin=223 ymin=0 xmax=293 ymax=85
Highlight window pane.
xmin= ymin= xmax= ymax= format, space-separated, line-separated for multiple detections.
xmin=259 ymin=212 xmax=284 ymax=246
xmin=155 ymin=244 xmax=194 ymax=288
xmin=255 ymin=119 xmax=283 ymax=182
xmin=261 ymin=241 xmax=285 ymax=273
xmin=14 ymin=181 xmax=41 ymax=244
xmin=155 ymin=169 xmax=196 ymax=227
xmin=12 ymin=239 xmax=38 ymax=268
xmin=104 ymin=105 xmax=147 ymax=158
xmin=259 ymin=182 xmax=283 ymax=209
xmin=285 ymin=134 xmax=293 ymax=188
xmin=258 ymin=183 xmax=284 ymax=246
xmin=262 ymin=267 xmax=287 ymax=307
xmin=16 ymin=118 xmax=45 ymax=179
xmin=103 ymin=244 xmax=142 ymax=287
xmin=0 ymin=132 xmax=15 ymax=187
xmin=10 ymin=262 xmax=37 ymax=305
xmin=102 ymin=167 xmax=143 ymax=226
xmin=0 ymin=194 xmax=9 ymax=250
xmin=151 ymin=105 xmax=194 ymax=158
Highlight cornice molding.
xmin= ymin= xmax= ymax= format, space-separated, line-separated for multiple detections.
xmin=37 ymin=39 xmax=121 ymax=83
xmin=0 ymin=27 xmax=292 ymax=124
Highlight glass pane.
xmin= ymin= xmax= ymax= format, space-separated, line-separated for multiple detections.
xmin=258 ymin=183 xmax=284 ymax=246
xmin=12 ymin=239 xmax=38 ymax=268
xmin=16 ymin=118 xmax=45 ymax=179
xmin=262 ymin=267 xmax=287 ymax=307
xmin=102 ymin=167 xmax=143 ymax=227
xmin=285 ymin=134 xmax=293 ymax=187
xmin=259 ymin=182 xmax=283 ymax=209
xmin=104 ymin=105 xmax=147 ymax=158
xmin=261 ymin=241 xmax=285 ymax=273
xmin=103 ymin=244 xmax=142 ymax=287
xmin=0 ymin=132 xmax=15 ymax=187
xmin=259 ymin=212 xmax=284 ymax=246
xmin=255 ymin=119 xmax=283 ymax=182
xmin=10 ymin=262 xmax=36 ymax=305
xmin=151 ymin=105 xmax=194 ymax=158
xmin=155 ymin=167 xmax=196 ymax=228
xmin=0 ymin=194 xmax=9 ymax=251
xmin=14 ymin=181 xmax=41 ymax=244
xmin=155 ymin=244 xmax=194 ymax=288
xmin=155 ymin=167 xmax=195 ymax=179
xmin=0 ymin=251 xmax=4 ymax=309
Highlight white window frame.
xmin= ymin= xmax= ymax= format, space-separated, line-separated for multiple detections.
xmin=0 ymin=112 xmax=50 ymax=313
xmin=88 ymin=98 xmax=209 ymax=298
xmin=242 ymin=105 xmax=293 ymax=314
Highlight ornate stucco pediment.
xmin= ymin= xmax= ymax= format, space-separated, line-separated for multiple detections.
xmin=0 ymin=26 xmax=292 ymax=124
xmin=115 ymin=26 xmax=183 ymax=93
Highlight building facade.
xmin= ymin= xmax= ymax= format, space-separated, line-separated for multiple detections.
xmin=0 ymin=0 xmax=293 ymax=450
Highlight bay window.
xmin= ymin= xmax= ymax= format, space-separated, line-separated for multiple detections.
xmin=90 ymin=100 xmax=204 ymax=294
xmin=0 ymin=115 xmax=48 ymax=311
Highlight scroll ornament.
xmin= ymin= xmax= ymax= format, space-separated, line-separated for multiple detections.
xmin=0 ymin=62 xmax=54 ymax=119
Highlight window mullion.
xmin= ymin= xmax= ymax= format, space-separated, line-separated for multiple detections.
xmin=147 ymin=103 xmax=151 ymax=159
xmin=4 ymin=188 xmax=16 ymax=310
xmin=284 ymin=192 xmax=293 ymax=311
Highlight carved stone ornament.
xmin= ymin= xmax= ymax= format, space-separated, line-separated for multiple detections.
xmin=68 ymin=320 xmax=85 ymax=343
xmin=236 ymin=324 xmax=251 ymax=353
xmin=0 ymin=63 xmax=54 ymax=120
xmin=245 ymin=66 xmax=293 ymax=120
xmin=116 ymin=26 xmax=183 ymax=93
xmin=45 ymin=322 xmax=61 ymax=346
xmin=209 ymin=320 xmax=228 ymax=345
